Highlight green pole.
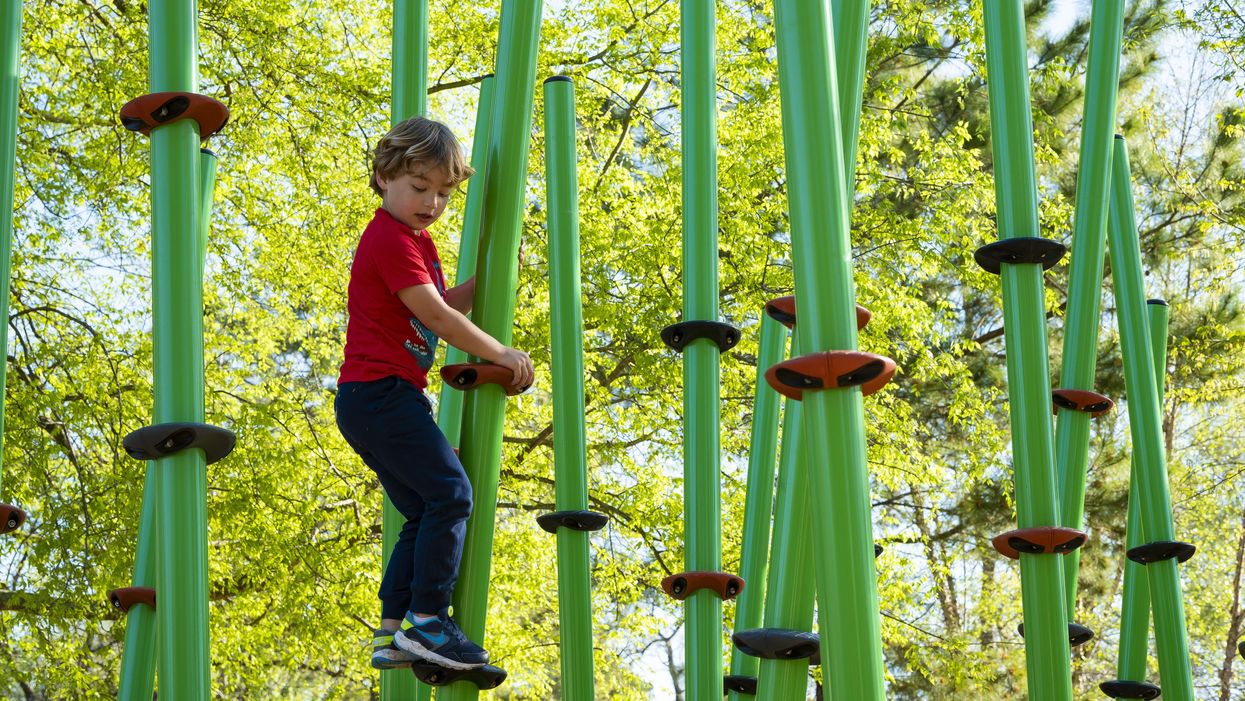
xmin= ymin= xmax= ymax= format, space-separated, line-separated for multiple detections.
xmin=0 ymin=0 xmax=22 ymax=525
xmin=117 ymin=465 xmax=159 ymax=701
xmin=1107 ymin=135 xmax=1195 ymax=700
xmin=755 ymin=340 xmax=817 ymax=701
xmin=771 ymin=0 xmax=885 ymax=697
xmin=830 ymin=0 xmax=870 ymax=197
xmin=1115 ymin=300 xmax=1168 ymax=684
xmin=437 ymin=75 xmax=496 ymax=447
xmin=118 ymin=150 xmax=217 ymax=701
xmin=727 ymin=316 xmax=787 ymax=698
xmin=980 ymin=2 xmax=1073 ymax=698
xmin=382 ymin=1 xmax=427 ymax=697
xmin=440 ymin=2 xmax=543 ymax=698
xmin=1055 ymin=0 xmax=1125 ymax=614
xmin=680 ymin=2 xmax=725 ymax=699
xmin=146 ymin=0 xmax=211 ymax=696
xmin=543 ymin=75 xmax=596 ymax=700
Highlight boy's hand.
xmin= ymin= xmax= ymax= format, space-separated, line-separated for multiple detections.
xmin=494 ymin=347 xmax=534 ymax=391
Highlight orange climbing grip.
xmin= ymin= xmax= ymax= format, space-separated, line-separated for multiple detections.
xmin=108 ymin=586 xmax=157 ymax=614
xmin=765 ymin=351 xmax=896 ymax=400
xmin=440 ymin=363 xmax=530 ymax=396
xmin=661 ymin=571 xmax=744 ymax=601
xmin=764 ymin=295 xmax=872 ymax=331
xmin=991 ymin=526 xmax=1087 ymax=560
xmin=120 ymin=92 xmax=229 ymax=139
xmin=1051 ymin=388 xmax=1114 ymax=417
xmin=1 ymin=503 xmax=26 ymax=534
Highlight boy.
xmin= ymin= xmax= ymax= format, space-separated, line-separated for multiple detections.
xmin=335 ymin=116 xmax=533 ymax=671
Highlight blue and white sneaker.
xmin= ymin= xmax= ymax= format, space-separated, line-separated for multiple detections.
xmin=394 ymin=613 xmax=489 ymax=670
xmin=371 ymin=628 xmax=418 ymax=669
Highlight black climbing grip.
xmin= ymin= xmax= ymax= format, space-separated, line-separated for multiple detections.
xmin=123 ymin=422 xmax=236 ymax=465
xmin=119 ymin=92 xmax=229 ymax=139
xmin=1240 ymin=640 xmax=1245 ymax=659
xmin=1099 ymin=680 xmax=1161 ymax=699
xmin=973 ymin=237 xmax=1067 ymax=274
xmin=875 ymin=543 xmax=883 ymax=558
xmin=661 ymin=571 xmax=744 ymax=601
xmin=660 ymin=320 xmax=740 ymax=353
xmin=108 ymin=586 xmax=156 ymax=613
xmin=732 ymin=628 xmax=819 ymax=660
xmin=1127 ymin=540 xmax=1195 ymax=565
xmin=1 ymin=503 xmax=26 ymax=534
xmin=723 ymin=674 xmax=757 ymax=695
xmin=536 ymin=510 xmax=608 ymax=534
xmin=410 ymin=663 xmax=507 ymax=689
xmin=1016 ymin=622 xmax=1094 ymax=647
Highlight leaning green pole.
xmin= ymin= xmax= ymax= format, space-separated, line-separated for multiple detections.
xmin=1114 ymin=300 xmax=1168 ymax=686
xmin=771 ymin=0 xmax=885 ymax=697
xmin=0 ymin=0 xmax=24 ymax=532
xmin=437 ymin=74 xmax=496 ymax=447
xmin=1107 ymin=135 xmax=1195 ymax=701
xmin=727 ymin=315 xmax=787 ymax=699
xmin=1055 ymin=0 xmax=1125 ymax=615
xmin=679 ymin=1 xmax=725 ymax=698
xmin=543 ymin=75 xmax=596 ymax=700
xmin=381 ymin=1 xmax=428 ymax=697
xmin=980 ymin=1 xmax=1074 ymax=698
xmin=145 ymin=0 xmax=212 ymax=695
xmin=439 ymin=1 xmax=542 ymax=698
xmin=117 ymin=150 xmax=217 ymax=701
xmin=755 ymin=339 xmax=818 ymax=701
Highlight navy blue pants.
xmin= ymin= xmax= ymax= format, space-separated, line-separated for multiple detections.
xmin=335 ymin=376 xmax=472 ymax=620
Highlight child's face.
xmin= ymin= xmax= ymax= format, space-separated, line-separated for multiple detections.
xmin=376 ymin=164 xmax=455 ymax=231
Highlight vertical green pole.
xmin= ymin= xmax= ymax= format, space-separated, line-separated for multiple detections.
xmin=543 ymin=75 xmax=596 ymax=700
xmin=980 ymin=2 xmax=1073 ymax=699
xmin=680 ymin=1 xmax=723 ymax=698
xmin=830 ymin=0 xmax=869 ymax=197
xmin=1055 ymin=0 xmax=1125 ymax=614
xmin=771 ymin=0 xmax=884 ymax=697
xmin=439 ymin=2 xmax=542 ymax=698
xmin=437 ymin=75 xmax=496 ymax=447
xmin=118 ymin=151 xmax=216 ymax=701
xmin=1107 ymin=136 xmax=1195 ymax=701
xmin=727 ymin=316 xmax=787 ymax=699
xmin=1115 ymin=300 xmax=1168 ymax=683
xmin=755 ymin=340 xmax=818 ymax=701
xmin=147 ymin=0 xmax=210 ymax=695
xmin=0 ymin=0 xmax=22 ymax=523
xmin=117 ymin=465 xmax=159 ymax=701
xmin=382 ymin=1 xmax=427 ymax=697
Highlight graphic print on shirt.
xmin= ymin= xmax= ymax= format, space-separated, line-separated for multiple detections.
xmin=404 ymin=259 xmax=446 ymax=370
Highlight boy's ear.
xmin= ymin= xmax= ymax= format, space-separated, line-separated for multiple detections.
xmin=375 ymin=171 xmax=389 ymax=192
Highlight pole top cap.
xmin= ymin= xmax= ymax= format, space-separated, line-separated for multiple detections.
xmin=544 ymin=75 xmax=572 ymax=84
xmin=1147 ymin=298 xmax=1169 ymax=306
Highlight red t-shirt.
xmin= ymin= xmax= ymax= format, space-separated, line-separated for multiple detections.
xmin=339 ymin=208 xmax=448 ymax=389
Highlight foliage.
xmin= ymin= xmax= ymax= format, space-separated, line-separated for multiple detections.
xmin=0 ymin=0 xmax=1242 ymax=698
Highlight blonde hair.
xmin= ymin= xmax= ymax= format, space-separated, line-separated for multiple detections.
xmin=369 ymin=116 xmax=474 ymax=196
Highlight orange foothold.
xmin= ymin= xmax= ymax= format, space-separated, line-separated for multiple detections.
xmin=440 ymin=363 xmax=530 ymax=396
xmin=991 ymin=526 xmax=1087 ymax=560
xmin=764 ymin=295 xmax=871 ymax=331
xmin=108 ymin=586 xmax=157 ymax=614
xmin=120 ymin=92 xmax=229 ymax=139
xmin=764 ymin=350 xmax=896 ymax=400
xmin=661 ymin=571 xmax=744 ymax=601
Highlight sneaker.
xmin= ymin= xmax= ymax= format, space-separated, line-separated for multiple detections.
xmin=394 ymin=613 xmax=489 ymax=670
xmin=371 ymin=628 xmax=418 ymax=670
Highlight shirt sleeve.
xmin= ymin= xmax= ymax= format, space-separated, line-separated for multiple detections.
xmin=370 ymin=223 xmax=436 ymax=294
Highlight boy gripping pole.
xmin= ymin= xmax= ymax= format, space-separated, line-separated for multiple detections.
xmin=335 ymin=117 xmax=534 ymax=672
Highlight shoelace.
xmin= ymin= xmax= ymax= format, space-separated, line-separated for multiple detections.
xmin=440 ymin=616 xmax=471 ymax=646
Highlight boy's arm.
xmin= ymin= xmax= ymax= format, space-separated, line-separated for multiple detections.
xmin=443 ymin=276 xmax=476 ymax=314
xmin=397 ymin=283 xmax=532 ymax=389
